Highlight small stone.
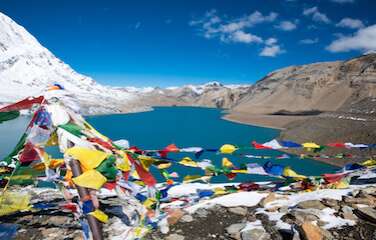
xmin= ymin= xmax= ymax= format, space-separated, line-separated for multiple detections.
xmin=180 ymin=214 xmax=194 ymax=223
xmin=296 ymin=200 xmax=326 ymax=210
xmin=228 ymin=207 xmax=248 ymax=216
xmin=165 ymin=233 xmax=185 ymax=240
xmin=241 ymin=228 xmax=271 ymax=240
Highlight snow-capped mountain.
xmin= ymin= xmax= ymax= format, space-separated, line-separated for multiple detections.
xmin=0 ymin=12 xmax=145 ymax=114
xmin=0 ymin=12 xmax=250 ymax=114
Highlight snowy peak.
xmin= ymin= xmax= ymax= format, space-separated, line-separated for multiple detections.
xmin=0 ymin=11 xmax=143 ymax=114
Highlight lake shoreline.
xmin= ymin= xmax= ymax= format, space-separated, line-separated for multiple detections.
xmin=222 ymin=111 xmax=309 ymax=130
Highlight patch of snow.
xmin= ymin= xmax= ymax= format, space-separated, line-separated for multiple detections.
xmin=186 ymin=191 xmax=267 ymax=213
xmin=318 ymin=207 xmax=356 ymax=229
xmin=265 ymin=189 xmax=352 ymax=209
xmin=256 ymin=208 xmax=291 ymax=230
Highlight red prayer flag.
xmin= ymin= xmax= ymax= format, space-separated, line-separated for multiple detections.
xmin=327 ymin=142 xmax=346 ymax=148
xmin=19 ymin=142 xmax=40 ymax=164
xmin=0 ymin=96 xmax=44 ymax=112
xmin=127 ymin=153 xmax=156 ymax=186
xmin=323 ymin=173 xmax=347 ymax=183
xmin=88 ymin=138 xmax=115 ymax=151
xmin=251 ymin=141 xmax=272 ymax=149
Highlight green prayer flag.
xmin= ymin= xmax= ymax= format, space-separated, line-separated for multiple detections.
xmin=58 ymin=123 xmax=83 ymax=137
xmin=0 ymin=111 xmax=20 ymax=124
xmin=96 ymin=155 xmax=117 ymax=181
xmin=1 ymin=133 xmax=27 ymax=165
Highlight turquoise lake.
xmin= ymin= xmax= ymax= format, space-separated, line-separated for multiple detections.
xmin=0 ymin=107 xmax=338 ymax=183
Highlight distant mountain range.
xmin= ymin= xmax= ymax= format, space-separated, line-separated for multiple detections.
xmin=1 ymin=11 xmax=376 ymax=117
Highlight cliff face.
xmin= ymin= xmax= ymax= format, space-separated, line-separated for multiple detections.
xmin=231 ymin=54 xmax=376 ymax=115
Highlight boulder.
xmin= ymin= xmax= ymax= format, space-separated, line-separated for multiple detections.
xmin=354 ymin=207 xmax=376 ymax=224
xmin=321 ymin=199 xmax=340 ymax=211
xmin=228 ymin=207 xmax=248 ymax=216
xmin=259 ymin=193 xmax=278 ymax=207
xmin=241 ymin=228 xmax=271 ymax=240
xmin=298 ymin=222 xmax=324 ymax=240
xmin=296 ymin=200 xmax=326 ymax=210
xmin=226 ymin=223 xmax=246 ymax=240
xmin=290 ymin=209 xmax=319 ymax=223
xmin=340 ymin=206 xmax=357 ymax=221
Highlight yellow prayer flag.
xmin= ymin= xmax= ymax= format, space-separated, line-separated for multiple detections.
xmin=222 ymin=157 xmax=234 ymax=168
xmin=0 ymin=192 xmax=30 ymax=216
xmin=282 ymin=166 xmax=306 ymax=179
xmin=361 ymin=159 xmax=376 ymax=167
xmin=213 ymin=187 xmax=227 ymax=195
xmin=219 ymin=144 xmax=237 ymax=154
xmin=179 ymin=157 xmax=198 ymax=167
xmin=65 ymin=147 xmax=108 ymax=169
xmin=156 ymin=162 xmax=172 ymax=169
xmin=302 ymin=142 xmax=320 ymax=149
xmin=89 ymin=209 xmax=109 ymax=223
xmin=72 ymin=170 xmax=107 ymax=190
xmin=143 ymin=198 xmax=157 ymax=209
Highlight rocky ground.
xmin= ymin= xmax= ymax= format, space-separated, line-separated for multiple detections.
xmin=3 ymin=183 xmax=376 ymax=240
xmin=146 ymin=187 xmax=376 ymax=240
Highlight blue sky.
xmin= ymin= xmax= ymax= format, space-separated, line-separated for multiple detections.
xmin=0 ymin=0 xmax=375 ymax=87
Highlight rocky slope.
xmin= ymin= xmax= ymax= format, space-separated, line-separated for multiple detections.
xmin=231 ymin=53 xmax=376 ymax=115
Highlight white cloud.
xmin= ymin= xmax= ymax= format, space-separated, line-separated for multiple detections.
xmin=230 ymin=30 xmax=263 ymax=44
xmin=260 ymin=38 xmax=284 ymax=57
xmin=260 ymin=45 xmax=284 ymax=57
xmin=330 ymin=0 xmax=355 ymax=3
xmin=247 ymin=11 xmax=278 ymax=25
xmin=265 ymin=38 xmax=278 ymax=45
xmin=303 ymin=7 xmax=331 ymax=24
xmin=190 ymin=10 xmax=277 ymax=45
xmin=327 ymin=24 xmax=376 ymax=52
xmin=299 ymin=38 xmax=319 ymax=44
xmin=275 ymin=20 xmax=297 ymax=31
xmin=336 ymin=18 xmax=364 ymax=29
